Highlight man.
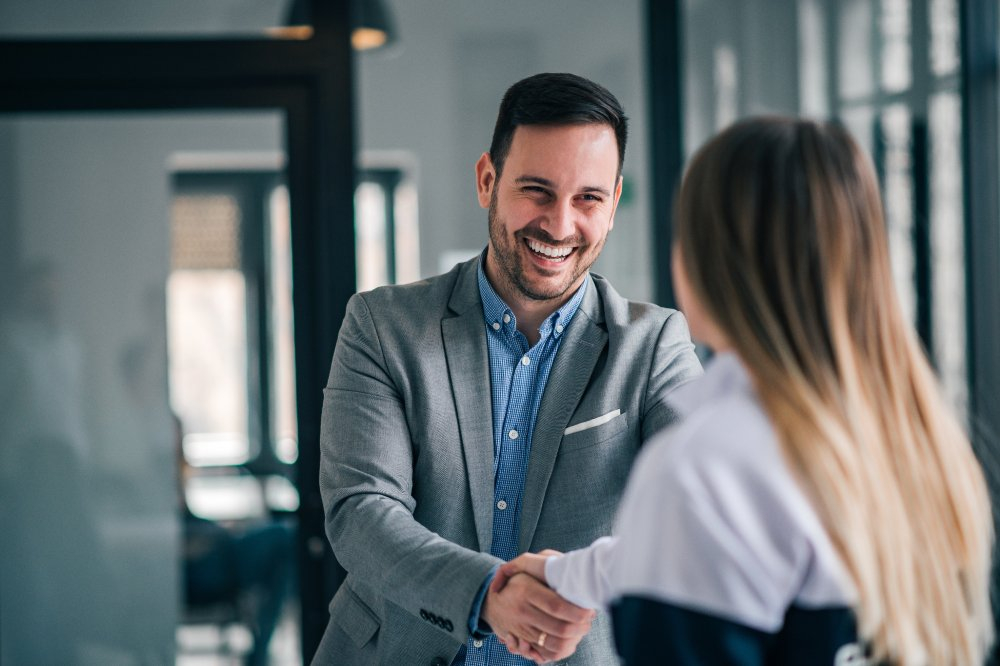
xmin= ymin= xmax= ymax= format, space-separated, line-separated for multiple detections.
xmin=314 ymin=72 xmax=701 ymax=665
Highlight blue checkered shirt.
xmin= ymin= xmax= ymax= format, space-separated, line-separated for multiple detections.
xmin=456 ymin=260 xmax=588 ymax=666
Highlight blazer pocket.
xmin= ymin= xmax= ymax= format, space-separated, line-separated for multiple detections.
xmin=331 ymin=583 xmax=380 ymax=649
xmin=559 ymin=411 xmax=628 ymax=453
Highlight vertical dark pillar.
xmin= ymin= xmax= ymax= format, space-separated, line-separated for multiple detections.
xmin=647 ymin=0 xmax=685 ymax=309
xmin=910 ymin=120 xmax=932 ymax=356
xmin=379 ymin=170 xmax=401 ymax=285
xmin=0 ymin=122 xmax=19 ymax=315
xmin=961 ymin=1 xmax=1000 ymax=450
xmin=293 ymin=0 xmax=357 ymax=660
xmin=824 ymin=0 xmax=840 ymax=119
xmin=909 ymin=0 xmax=933 ymax=357
xmin=960 ymin=1 xmax=1000 ymax=659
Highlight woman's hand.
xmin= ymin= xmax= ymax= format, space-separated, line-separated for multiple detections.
xmin=491 ymin=549 xmax=560 ymax=595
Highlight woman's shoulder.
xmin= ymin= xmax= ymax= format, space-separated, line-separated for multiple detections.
xmin=640 ymin=353 xmax=779 ymax=481
xmin=614 ymin=354 xmax=855 ymax=632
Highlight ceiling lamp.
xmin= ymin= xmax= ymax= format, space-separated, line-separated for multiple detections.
xmin=352 ymin=0 xmax=395 ymax=51
xmin=276 ymin=0 xmax=396 ymax=52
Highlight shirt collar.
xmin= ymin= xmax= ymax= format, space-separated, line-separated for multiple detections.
xmin=477 ymin=251 xmax=588 ymax=340
xmin=668 ymin=351 xmax=756 ymax=417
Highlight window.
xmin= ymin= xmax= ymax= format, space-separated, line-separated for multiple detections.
xmin=355 ymin=166 xmax=420 ymax=291
xmin=169 ymin=167 xmax=297 ymax=469
xmin=683 ymin=0 xmax=968 ymax=415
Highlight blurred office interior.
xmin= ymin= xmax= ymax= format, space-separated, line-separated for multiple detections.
xmin=0 ymin=0 xmax=998 ymax=663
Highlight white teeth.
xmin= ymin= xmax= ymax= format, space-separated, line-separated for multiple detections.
xmin=526 ymin=239 xmax=573 ymax=258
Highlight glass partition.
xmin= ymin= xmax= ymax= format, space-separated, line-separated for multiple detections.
xmin=0 ymin=111 xmax=300 ymax=665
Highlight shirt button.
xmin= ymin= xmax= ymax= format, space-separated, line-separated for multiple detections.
xmin=521 ymin=356 xmax=530 ymax=366
xmin=491 ymin=322 xmax=501 ymax=331
xmin=555 ymin=324 xmax=564 ymax=333
xmin=503 ymin=313 xmax=511 ymax=324
xmin=473 ymin=639 xmax=484 ymax=648
xmin=508 ymin=429 xmax=518 ymax=440
xmin=497 ymin=500 xmax=507 ymax=510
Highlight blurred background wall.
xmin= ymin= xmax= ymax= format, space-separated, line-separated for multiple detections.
xmin=0 ymin=1 xmax=997 ymax=664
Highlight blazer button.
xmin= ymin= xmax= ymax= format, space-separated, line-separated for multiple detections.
xmin=430 ymin=659 xmax=447 ymax=666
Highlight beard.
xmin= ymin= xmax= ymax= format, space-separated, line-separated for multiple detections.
xmin=486 ymin=187 xmax=606 ymax=303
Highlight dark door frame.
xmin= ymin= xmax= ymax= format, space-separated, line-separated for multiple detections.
xmin=0 ymin=4 xmax=356 ymax=659
xmin=962 ymin=1 xmax=1000 ymax=462
xmin=646 ymin=0 xmax=684 ymax=310
xmin=961 ymin=3 xmax=1000 ymax=652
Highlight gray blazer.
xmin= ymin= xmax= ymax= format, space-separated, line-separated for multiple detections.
xmin=314 ymin=257 xmax=701 ymax=666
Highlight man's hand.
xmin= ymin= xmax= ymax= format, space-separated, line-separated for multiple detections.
xmin=481 ymin=570 xmax=595 ymax=663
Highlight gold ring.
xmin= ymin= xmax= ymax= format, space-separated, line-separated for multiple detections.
xmin=537 ymin=631 xmax=547 ymax=648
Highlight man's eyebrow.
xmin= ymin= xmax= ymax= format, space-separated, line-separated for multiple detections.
xmin=513 ymin=175 xmax=611 ymax=196
xmin=514 ymin=175 xmax=556 ymax=188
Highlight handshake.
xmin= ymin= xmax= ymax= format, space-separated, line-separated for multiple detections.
xmin=481 ymin=551 xmax=595 ymax=663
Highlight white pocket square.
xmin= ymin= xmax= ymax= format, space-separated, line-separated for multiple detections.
xmin=564 ymin=409 xmax=621 ymax=435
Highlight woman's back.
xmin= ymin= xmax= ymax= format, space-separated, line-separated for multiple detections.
xmin=549 ymin=352 xmax=864 ymax=664
xmin=669 ymin=117 xmax=993 ymax=664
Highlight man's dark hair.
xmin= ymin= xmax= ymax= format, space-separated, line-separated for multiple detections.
xmin=488 ymin=72 xmax=628 ymax=179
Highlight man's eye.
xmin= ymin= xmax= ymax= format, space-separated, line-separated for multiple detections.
xmin=580 ymin=194 xmax=602 ymax=203
xmin=522 ymin=186 xmax=552 ymax=199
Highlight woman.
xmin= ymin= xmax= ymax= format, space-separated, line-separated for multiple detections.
xmin=494 ymin=117 xmax=994 ymax=665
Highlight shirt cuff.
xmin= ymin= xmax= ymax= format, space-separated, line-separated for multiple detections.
xmin=468 ymin=564 xmax=501 ymax=637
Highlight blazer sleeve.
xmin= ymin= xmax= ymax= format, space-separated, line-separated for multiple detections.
xmin=319 ymin=293 xmax=500 ymax=642
xmin=641 ymin=310 xmax=702 ymax=441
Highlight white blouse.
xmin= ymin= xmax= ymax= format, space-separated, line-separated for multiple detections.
xmin=545 ymin=352 xmax=856 ymax=635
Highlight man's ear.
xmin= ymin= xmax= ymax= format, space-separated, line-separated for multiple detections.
xmin=475 ymin=152 xmax=496 ymax=209
xmin=609 ymin=175 xmax=624 ymax=230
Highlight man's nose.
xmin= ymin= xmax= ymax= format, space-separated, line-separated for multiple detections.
xmin=542 ymin=198 xmax=576 ymax=241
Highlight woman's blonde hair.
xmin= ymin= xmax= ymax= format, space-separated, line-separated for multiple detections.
xmin=675 ymin=116 xmax=994 ymax=664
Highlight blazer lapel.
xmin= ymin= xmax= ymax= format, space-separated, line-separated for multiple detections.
xmin=441 ymin=260 xmax=495 ymax=553
xmin=518 ymin=279 xmax=607 ymax=553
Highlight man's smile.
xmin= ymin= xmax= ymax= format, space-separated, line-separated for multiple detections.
xmin=523 ymin=237 xmax=577 ymax=263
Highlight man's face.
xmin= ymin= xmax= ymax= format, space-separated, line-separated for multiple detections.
xmin=477 ymin=123 xmax=622 ymax=305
